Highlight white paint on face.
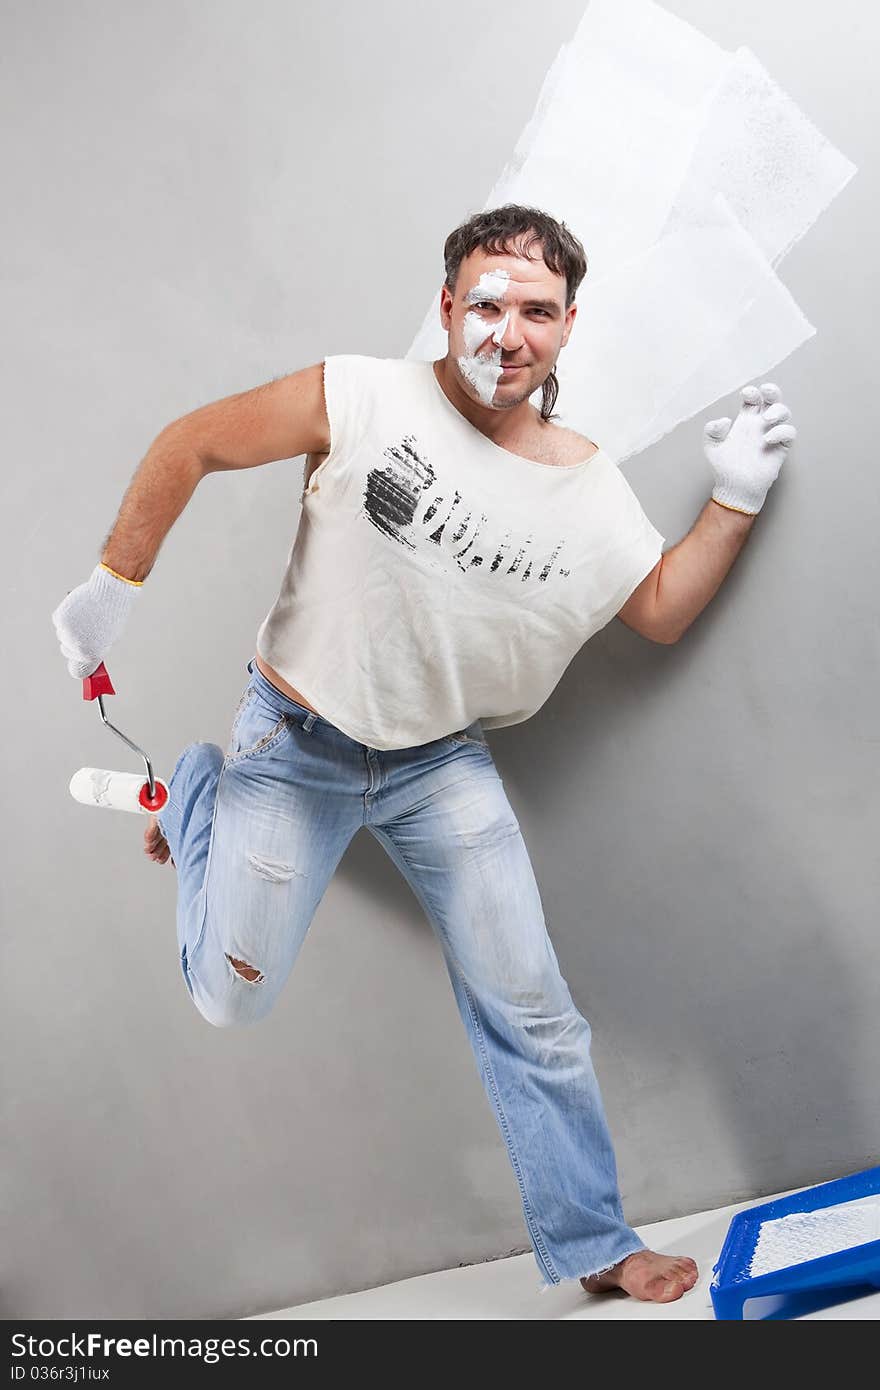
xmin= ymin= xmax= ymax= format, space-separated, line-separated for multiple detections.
xmin=461 ymin=306 xmax=510 ymax=354
xmin=457 ymin=345 xmax=503 ymax=404
xmin=457 ymin=269 xmax=511 ymax=404
xmin=462 ymin=308 xmax=493 ymax=356
xmin=464 ymin=269 xmax=511 ymax=305
xmin=458 ymin=311 xmax=503 ymax=404
xmin=491 ymin=310 xmax=510 ymax=345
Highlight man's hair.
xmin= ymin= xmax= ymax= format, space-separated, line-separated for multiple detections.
xmin=442 ymin=204 xmax=588 ymax=421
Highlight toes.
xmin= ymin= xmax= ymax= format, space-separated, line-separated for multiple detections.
xmin=760 ymin=381 xmax=782 ymax=403
xmin=658 ymin=1269 xmax=695 ymax=1300
xmin=646 ymin=1273 xmax=685 ymax=1301
xmin=660 ymin=1258 xmax=698 ymax=1298
xmin=741 ymin=385 xmax=763 ymax=406
xmin=763 ymin=402 xmax=791 ymax=425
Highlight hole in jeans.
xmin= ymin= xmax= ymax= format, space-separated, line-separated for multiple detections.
xmin=227 ymin=954 xmax=264 ymax=983
xmin=247 ymin=852 xmax=303 ymax=883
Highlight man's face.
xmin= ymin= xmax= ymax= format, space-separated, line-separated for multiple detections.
xmin=439 ymin=244 xmax=577 ymax=411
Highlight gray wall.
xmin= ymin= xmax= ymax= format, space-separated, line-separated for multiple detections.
xmin=2 ymin=0 xmax=876 ymax=1319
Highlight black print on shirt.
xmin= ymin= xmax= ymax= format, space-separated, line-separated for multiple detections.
xmin=363 ymin=434 xmax=572 ymax=584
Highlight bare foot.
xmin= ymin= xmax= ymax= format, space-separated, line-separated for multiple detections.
xmin=144 ymin=813 xmax=174 ymax=867
xmin=580 ymin=1249 xmax=698 ymax=1302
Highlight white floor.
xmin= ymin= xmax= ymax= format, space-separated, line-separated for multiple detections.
xmin=248 ymin=1184 xmax=880 ymax=1321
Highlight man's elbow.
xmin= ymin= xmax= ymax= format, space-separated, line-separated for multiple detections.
xmin=642 ymin=608 xmax=686 ymax=643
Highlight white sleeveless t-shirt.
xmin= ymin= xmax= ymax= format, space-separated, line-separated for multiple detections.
xmin=255 ymin=355 xmax=665 ymax=750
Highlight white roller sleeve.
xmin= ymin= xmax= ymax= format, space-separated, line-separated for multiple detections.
xmin=69 ymin=768 xmax=169 ymax=814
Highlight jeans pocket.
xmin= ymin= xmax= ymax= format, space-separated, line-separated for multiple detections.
xmin=226 ymin=687 xmax=290 ymax=761
xmin=228 ymin=684 xmax=256 ymax=753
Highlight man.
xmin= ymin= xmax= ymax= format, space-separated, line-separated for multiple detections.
xmin=52 ymin=205 xmax=796 ymax=1304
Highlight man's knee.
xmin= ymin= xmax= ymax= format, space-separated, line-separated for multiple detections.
xmin=196 ymin=996 xmax=271 ymax=1028
xmin=168 ymin=741 xmax=224 ymax=798
xmin=192 ymin=957 xmax=272 ymax=1028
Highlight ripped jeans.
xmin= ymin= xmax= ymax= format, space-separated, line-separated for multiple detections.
xmin=157 ymin=655 xmax=646 ymax=1290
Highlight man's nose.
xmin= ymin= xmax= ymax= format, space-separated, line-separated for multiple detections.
xmin=490 ymin=311 xmax=524 ymax=351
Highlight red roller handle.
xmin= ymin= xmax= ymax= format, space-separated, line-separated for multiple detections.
xmin=79 ymin=661 xmax=169 ymax=813
xmin=82 ymin=661 xmax=115 ymax=700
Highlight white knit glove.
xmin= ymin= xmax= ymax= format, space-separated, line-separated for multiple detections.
xmin=703 ymin=382 xmax=797 ymax=515
xmin=51 ymin=563 xmax=142 ymax=680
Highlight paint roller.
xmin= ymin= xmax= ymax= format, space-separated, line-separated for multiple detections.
xmin=69 ymin=661 xmax=170 ymax=816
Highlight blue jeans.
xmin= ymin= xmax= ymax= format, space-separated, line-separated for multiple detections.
xmin=157 ymin=656 xmax=646 ymax=1289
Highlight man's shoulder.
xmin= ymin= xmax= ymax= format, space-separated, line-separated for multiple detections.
xmin=324 ymin=354 xmax=426 ymax=400
xmin=331 ymin=353 xmax=422 ymax=369
xmin=536 ymin=415 xmax=601 ymax=465
xmin=329 ymin=354 xmax=427 ymax=387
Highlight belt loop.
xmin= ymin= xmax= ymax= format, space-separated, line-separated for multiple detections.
xmin=303 ymin=712 xmax=318 ymax=733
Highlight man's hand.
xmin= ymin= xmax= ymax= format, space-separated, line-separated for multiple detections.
xmin=703 ymin=382 xmax=797 ymax=515
xmin=51 ymin=563 xmax=141 ymax=680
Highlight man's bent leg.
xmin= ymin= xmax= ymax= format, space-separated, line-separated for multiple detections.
xmin=157 ymin=742 xmax=257 ymax=1020
xmin=157 ymin=743 xmax=224 ymax=993
xmin=158 ymin=737 xmax=356 ymax=1028
xmin=157 ymin=744 xmax=291 ymax=1024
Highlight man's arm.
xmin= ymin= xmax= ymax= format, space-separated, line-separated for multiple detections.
xmin=616 ymin=499 xmax=756 ymax=644
xmin=100 ymin=363 xmax=330 ymax=583
xmin=617 ymin=382 xmax=795 ymax=644
xmin=99 ymin=424 xmax=207 ymax=584
xmin=181 ymin=362 xmax=330 ymax=472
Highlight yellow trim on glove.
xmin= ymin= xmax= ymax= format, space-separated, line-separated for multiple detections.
xmin=100 ymin=563 xmax=143 ymax=586
xmin=711 ymin=498 xmax=757 ymax=516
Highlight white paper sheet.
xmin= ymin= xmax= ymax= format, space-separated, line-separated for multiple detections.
xmin=553 ymin=194 xmax=816 ymax=463
xmin=405 ymin=0 xmax=856 ymax=465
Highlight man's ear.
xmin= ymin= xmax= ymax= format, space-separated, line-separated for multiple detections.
xmin=439 ymin=284 xmax=453 ymax=331
xmin=560 ymin=301 xmax=577 ymax=348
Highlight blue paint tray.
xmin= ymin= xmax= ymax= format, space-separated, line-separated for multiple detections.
xmin=710 ymin=1164 xmax=880 ymax=1319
